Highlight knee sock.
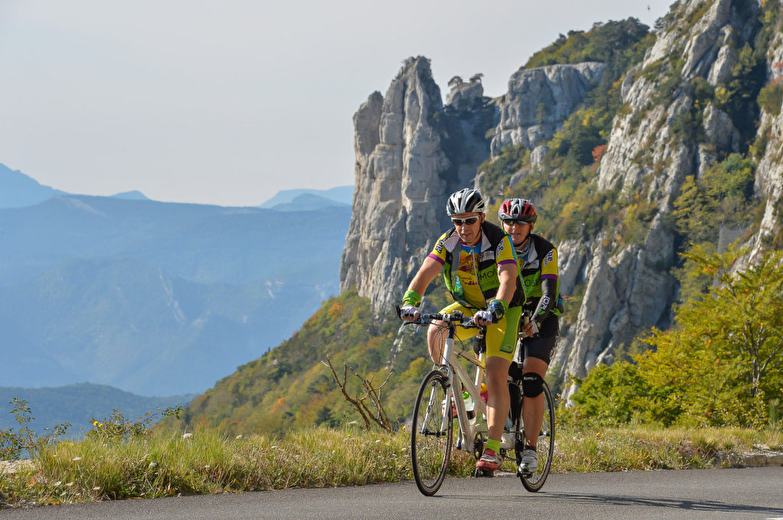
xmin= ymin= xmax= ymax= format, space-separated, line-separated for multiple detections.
xmin=485 ymin=438 xmax=500 ymax=453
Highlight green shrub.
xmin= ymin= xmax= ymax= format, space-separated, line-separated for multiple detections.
xmin=572 ymin=247 xmax=783 ymax=429
xmin=757 ymin=80 xmax=783 ymax=116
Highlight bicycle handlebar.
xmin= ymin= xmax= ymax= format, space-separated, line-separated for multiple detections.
xmin=395 ymin=306 xmax=485 ymax=329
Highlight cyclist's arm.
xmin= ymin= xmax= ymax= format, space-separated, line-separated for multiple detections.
xmin=532 ymin=248 xmax=559 ymax=324
xmin=495 ymin=263 xmax=517 ymax=305
xmin=531 ymin=279 xmax=557 ymax=321
xmin=406 ymin=256 xmax=443 ymax=299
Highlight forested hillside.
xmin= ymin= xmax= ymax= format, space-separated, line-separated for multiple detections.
xmin=0 ymin=384 xmax=192 ymax=437
xmin=173 ymin=291 xmax=431 ymax=435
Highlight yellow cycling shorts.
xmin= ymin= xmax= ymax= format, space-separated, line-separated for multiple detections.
xmin=438 ymin=302 xmax=522 ymax=362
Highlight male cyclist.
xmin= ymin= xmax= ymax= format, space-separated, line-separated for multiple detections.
xmin=498 ymin=198 xmax=561 ymax=474
xmin=400 ymin=188 xmax=525 ymax=474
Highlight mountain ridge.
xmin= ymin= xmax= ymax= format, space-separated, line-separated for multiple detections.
xmin=0 ymin=383 xmax=193 ymax=437
xmin=1 ymin=186 xmax=351 ymax=396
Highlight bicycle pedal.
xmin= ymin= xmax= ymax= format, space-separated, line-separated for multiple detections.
xmin=474 ymin=469 xmax=495 ymax=478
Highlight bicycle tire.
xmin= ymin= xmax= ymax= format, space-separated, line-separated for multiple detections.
xmin=515 ymin=380 xmax=555 ymax=492
xmin=410 ymin=370 xmax=454 ymax=496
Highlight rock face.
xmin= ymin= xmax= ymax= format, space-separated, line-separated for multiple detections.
xmin=341 ymin=58 xmax=609 ymax=312
xmin=491 ymin=63 xmax=607 ymax=156
xmin=555 ymin=0 xmax=771 ymax=400
xmin=340 ymin=0 xmax=783 ymax=398
xmin=750 ymin=31 xmax=783 ymax=260
xmin=445 ymin=80 xmax=484 ymax=110
xmin=340 ymin=57 xmax=452 ymax=312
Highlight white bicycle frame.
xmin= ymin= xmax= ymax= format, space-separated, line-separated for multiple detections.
xmin=435 ymin=333 xmax=515 ymax=453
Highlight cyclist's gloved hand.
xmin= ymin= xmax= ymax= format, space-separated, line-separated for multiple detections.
xmin=473 ymin=310 xmax=494 ymax=325
xmin=400 ymin=304 xmax=419 ymax=321
xmin=487 ymin=299 xmax=506 ymax=321
xmin=400 ymin=289 xmax=422 ymax=321
xmin=523 ymin=320 xmax=540 ymax=337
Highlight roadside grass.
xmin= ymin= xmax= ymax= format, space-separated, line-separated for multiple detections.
xmin=2 ymin=423 xmax=781 ymax=507
xmin=555 ymin=423 xmax=783 ymax=472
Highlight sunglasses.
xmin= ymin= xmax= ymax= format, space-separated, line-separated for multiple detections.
xmin=452 ymin=216 xmax=480 ymax=226
xmin=501 ymin=218 xmax=532 ymax=226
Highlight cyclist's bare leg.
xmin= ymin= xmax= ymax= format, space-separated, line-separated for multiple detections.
xmin=426 ymin=321 xmax=447 ymax=363
xmin=485 ymin=356 xmax=512 ymax=443
xmin=522 ymin=357 xmax=548 ymax=448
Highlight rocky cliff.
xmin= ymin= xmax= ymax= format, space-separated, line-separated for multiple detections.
xmin=339 ymin=57 xmax=452 ymax=312
xmin=750 ymin=31 xmax=783 ymax=260
xmin=340 ymin=0 xmax=783 ymax=398
xmin=491 ymin=62 xmax=607 ymax=157
xmin=340 ymin=56 xmax=608 ymax=312
xmin=552 ymin=0 xmax=783 ymax=399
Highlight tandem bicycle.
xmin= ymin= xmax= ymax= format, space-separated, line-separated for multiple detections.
xmin=399 ymin=307 xmax=555 ymax=496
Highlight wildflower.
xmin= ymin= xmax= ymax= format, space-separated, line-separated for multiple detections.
xmin=66 ymin=482 xmax=74 ymax=487
xmin=149 ymin=462 xmax=157 ymax=469
xmin=182 ymin=432 xmax=193 ymax=439
xmin=72 ymin=457 xmax=82 ymax=461
xmin=93 ymin=487 xmax=101 ymax=491
xmin=236 ymin=435 xmax=243 ymax=440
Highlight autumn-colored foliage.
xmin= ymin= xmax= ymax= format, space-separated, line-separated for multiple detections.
xmin=591 ymin=144 xmax=607 ymax=163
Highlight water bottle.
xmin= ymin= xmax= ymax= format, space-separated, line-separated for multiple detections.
xmin=462 ymin=391 xmax=475 ymax=419
xmin=480 ymin=383 xmax=488 ymax=421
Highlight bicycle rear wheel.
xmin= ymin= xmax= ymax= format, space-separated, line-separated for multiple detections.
xmin=410 ymin=370 xmax=454 ymax=496
xmin=516 ymin=380 xmax=555 ymax=492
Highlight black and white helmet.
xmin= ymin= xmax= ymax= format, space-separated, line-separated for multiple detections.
xmin=446 ymin=188 xmax=485 ymax=216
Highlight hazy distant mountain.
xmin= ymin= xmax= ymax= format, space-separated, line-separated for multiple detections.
xmin=260 ymin=185 xmax=353 ymax=209
xmin=0 ymin=256 xmax=338 ymax=395
xmin=0 ymin=383 xmax=194 ymax=437
xmin=0 ymin=194 xmax=350 ymax=287
xmin=268 ymin=192 xmax=350 ymax=212
xmin=0 ymin=191 xmax=351 ymax=396
xmin=111 ymin=190 xmax=150 ymax=201
xmin=0 ymin=163 xmax=66 ymax=208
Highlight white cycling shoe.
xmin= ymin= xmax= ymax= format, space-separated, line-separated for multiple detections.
xmin=518 ymin=448 xmax=538 ymax=473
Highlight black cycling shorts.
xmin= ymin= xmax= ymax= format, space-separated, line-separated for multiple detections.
xmin=516 ymin=315 xmax=558 ymax=365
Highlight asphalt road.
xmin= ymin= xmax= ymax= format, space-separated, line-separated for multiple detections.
xmin=2 ymin=467 xmax=783 ymax=519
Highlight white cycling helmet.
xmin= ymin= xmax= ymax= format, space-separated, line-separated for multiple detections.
xmin=446 ymin=188 xmax=485 ymax=216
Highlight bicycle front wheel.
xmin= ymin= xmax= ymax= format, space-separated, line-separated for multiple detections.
xmin=517 ymin=380 xmax=555 ymax=492
xmin=410 ymin=370 xmax=454 ymax=496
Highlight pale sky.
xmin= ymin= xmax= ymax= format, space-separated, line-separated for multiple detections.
xmin=0 ymin=0 xmax=674 ymax=207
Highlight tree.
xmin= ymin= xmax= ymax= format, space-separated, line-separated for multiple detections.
xmin=677 ymin=246 xmax=783 ymax=397
xmin=572 ymin=246 xmax=783 ymax=428
xmin=672 ymin=154 xmax=755 ymax=244
xmin=448 ymin=76 xmax=464 ymax=88
xmin=469 ymin=73 xmax=484 ymax=84
xmin=640 ymin=245 xmax=783 ymax=426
